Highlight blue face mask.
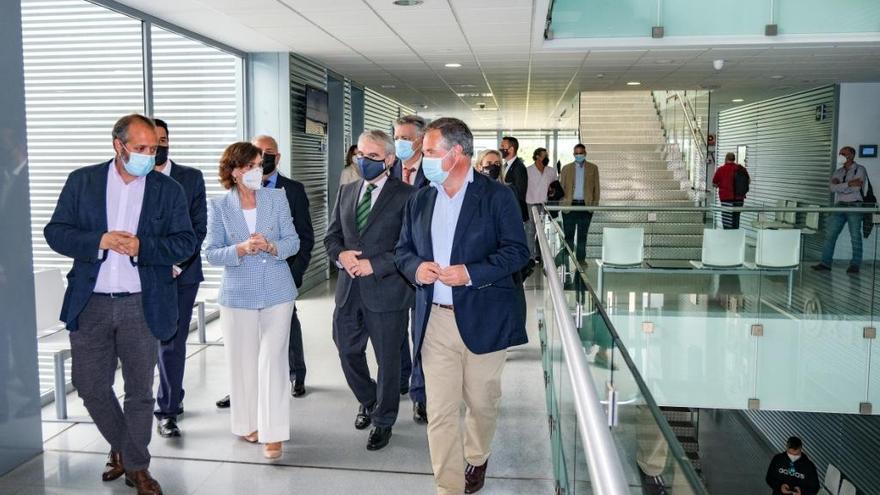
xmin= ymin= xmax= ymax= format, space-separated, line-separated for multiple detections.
xmin=358 ymin=156 xmax=387 ymax=181
xmin=422 ymin=150 xmax=452 ymax=185
xmin=395 ymin=139 xmax=415 ymax=161
xmin=574 ymin=154 xmax=586 ymax=164
xmin=122 ymin=144 xmax=155 ymax=177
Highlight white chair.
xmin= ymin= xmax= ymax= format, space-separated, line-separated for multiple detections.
xmin=824 ymin=464 xmax=842 ymax=495
xmin=755 ymin=229 xmax=801 ymax=268
xmin=601 ymin=227 xmax=644 ymax=266
xmin=839 ymin=480 xmax=856 ymax=495
xmin=784 ymin=200 xmax=797 ymax=225
xmin=699 ymin=228 xmax=745 ymax=267
xmin=33 ymin=268 xmax=66 ymax=335
xmin=804 ymin=205 xmax=821 ymax=235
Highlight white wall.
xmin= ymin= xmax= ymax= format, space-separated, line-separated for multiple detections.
xmin=247 ymin=53 xmax=292 ymax=176
xmin=832 ymin=82 xmax=880 ymax=262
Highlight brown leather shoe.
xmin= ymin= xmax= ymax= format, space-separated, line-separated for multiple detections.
xmin=124 ymin=469 xmax=163 ymax=495
xmin=101 ymin=451 xmax=125 ymax=482
xmin=464 ymin=459 xmax=488 ymax=494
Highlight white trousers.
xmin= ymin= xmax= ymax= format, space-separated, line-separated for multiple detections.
xmin=220 ymin=301 xmax=294 ymax=443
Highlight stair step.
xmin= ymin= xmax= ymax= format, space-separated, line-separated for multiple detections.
xmin=589 ymin=223 xmax=705 ymax=235
xmin=587 ymin=233 xmax=703 ymax=248
xmin=603 ymin=180 xmax=681 ymax=190
xmin=586 ymin=246 xmax=702 ymax=260
xmin=601 ymin=171 xmax=676 ymax=181
xmin=602 ymin=190 xmax=689 ymax=201
xmin=596 ymin=162 xmax=671 ymax=171
xmin=588 ymin=211 xmax=705 ymax=223
xmin=588 ymin=152 xmax=671 ymax=160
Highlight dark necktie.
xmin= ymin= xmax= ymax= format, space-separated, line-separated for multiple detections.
xmin=356 ymin=184 xmax=376 ymax=232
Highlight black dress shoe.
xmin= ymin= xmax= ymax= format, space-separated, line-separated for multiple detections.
xmin=291 ymin=381 xmax=306 ymax=397
xmin=812 ymin=263 xmax=831 ymax=271
xmin=355 ymin=404 xmax=372 ymax=430
xmin=156 ymin=417 xmax=180 ymax=438
xmin=216 ymin=395 xmax=230 ymax=408
xmin=399 ymin=385 xmax=409 ymax=396
xmin=413 ymin=401 xmax=428 ymax=424
xmin=366 ymin=426 xmax=392 ymax=451
xmin=465 ymin=459 xmax=489 ymax=493
xmin=847 ymin=265 xmax=860 ymax=274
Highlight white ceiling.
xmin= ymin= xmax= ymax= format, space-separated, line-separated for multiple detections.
xmin=120 ymin=0 xmax=880 ymax=129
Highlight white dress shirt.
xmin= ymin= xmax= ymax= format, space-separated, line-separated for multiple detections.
xmin=431 ymin=167 xmax=474 ymax=305
xmin=526 ymin=163 xmax=559 ymax=204
xmin=358 ymin=174 xmax=388 ymax=208
xmin=94 ymin=160 xmax=145 ymax=293
xmin=159 ymin=160 xmax=172 ymax=176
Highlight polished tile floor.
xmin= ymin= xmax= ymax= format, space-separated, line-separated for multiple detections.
xmin=1 ymin=278 xmax=554 ymax=494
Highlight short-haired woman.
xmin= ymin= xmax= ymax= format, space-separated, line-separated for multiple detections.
xmin=474 ymin=149 xmax=503 ymax=181
xmin=340 ymin=144 xmax=361 ymax=185
xmin=205 ymin=141 xmax=300 ymax=459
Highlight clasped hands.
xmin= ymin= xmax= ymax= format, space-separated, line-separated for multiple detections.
xmin=100 ymin=231 xmax=139 ymax=257
xmin=780 ymin=484 xmax=802 ymax=495
xmin=338 ymin=250 xmax=373 ymax=278
xmin=416 ymin=261 xmax=469 ymax=287
xmin=832 ymin=177 xmax=864 ymax=187
xmin=236 ymin=233 xmax=275 ymax=257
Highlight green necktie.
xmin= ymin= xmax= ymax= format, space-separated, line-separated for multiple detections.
xmin=356 ymin=183 xmax=376 ymax=232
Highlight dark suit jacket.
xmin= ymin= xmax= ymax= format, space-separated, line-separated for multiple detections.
xmin=504 ymin=157 xmax=529 ymax=221
xmin=391 ymin=156 xmax=430 ymax=189
xmin=395 ymin=172 xmax=530 ymax=356
xmin=44 ymin=160 xmax=197 ymax=341
xmin=325 ymin=177 xmax=415 ymax=313
xmin=274 ymin=174 xmax=314 ymax=288
xmin=168 ymin=160 xmax=207 ymax=287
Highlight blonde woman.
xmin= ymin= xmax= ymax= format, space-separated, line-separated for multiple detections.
xmin=474 ymin=149 xmax=503 ymax=181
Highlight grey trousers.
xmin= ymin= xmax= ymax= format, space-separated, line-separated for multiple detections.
xmin=70 ymin=294 xmax=158 ymax=471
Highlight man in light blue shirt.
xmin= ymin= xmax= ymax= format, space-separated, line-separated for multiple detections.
xmin=430 ymin=167 xmax=474 ymax=305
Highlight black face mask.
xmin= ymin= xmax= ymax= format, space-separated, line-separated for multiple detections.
xmin=261 ymin=153 xmax=277 ymax=176
xmin=499 ymin=147 xmax=509 ymax=158
xmin=155 ymin=145 xmax=169 ymax=166
xmin=482 ymin=164 xmax=501 ymax=180
xmin=542 ymin=157 xmax=549 ymax=166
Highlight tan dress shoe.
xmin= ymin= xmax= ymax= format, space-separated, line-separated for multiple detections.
xmin=124 ymin=469 xmax=163 ymax=495
xmin=101 ymin=451 xmax=125 ymax=482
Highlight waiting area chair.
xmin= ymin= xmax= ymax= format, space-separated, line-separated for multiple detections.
xmin=823 ymin=462 xmax=842 ymax=495
xmin=693 ymin=228 xmax=745 ymax=268
xmin=839 ymin=479 xmax=856 ymax=495
xmin=755 ymin=229 xmax=801 ymax=268
xmin=601 ymin=227 xmax=644 ymax=266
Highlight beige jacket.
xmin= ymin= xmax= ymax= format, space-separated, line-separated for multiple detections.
xmin=559 ymin=161 xmax=600 ymax=206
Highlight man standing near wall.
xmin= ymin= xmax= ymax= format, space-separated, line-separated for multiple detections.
xmin=152 ymin=119 xmax=207 ymax=439
xmin=559 ymin=144 xmax=600 ymax=263
xmin=813 ymin=146 xmax=867 ymax=274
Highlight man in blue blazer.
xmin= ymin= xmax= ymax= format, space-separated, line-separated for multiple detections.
xmin=44 ymin=114 xmax=196 ymax=495
xmin=151 ymin=119 xmax=207 ymax=439
xmin=395 ymin=118 xmax=529 ymax=495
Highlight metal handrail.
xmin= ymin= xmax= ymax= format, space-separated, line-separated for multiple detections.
xmin=669 ymin=91 xmax=708 ymax=167
xmin=532 ymin=206 xmax=629 ymax=495
xmin=545 ymin=204 xmax=879 ymax=214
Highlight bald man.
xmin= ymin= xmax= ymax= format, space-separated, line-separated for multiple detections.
xmin=215 ymin=135 xmax=314 ymax=409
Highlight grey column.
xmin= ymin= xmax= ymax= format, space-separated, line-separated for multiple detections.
xmin=0 ymin=0 xmax=44 ymax=476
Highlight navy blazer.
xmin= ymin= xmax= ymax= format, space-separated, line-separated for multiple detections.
xmin=274 ymin=173 xmax=314 ymax=288
xmin=168 ymin=160 xmax=207 ymax=287
xmin=504 ymin=157 xmax=529 ymax=222
xmin=391 ymin=156 xmax=430 ymax=189
xmin=44 ymin=160 xmax=197 ymax=341
xmin=395 ymin=172 xmax=530 ymax=356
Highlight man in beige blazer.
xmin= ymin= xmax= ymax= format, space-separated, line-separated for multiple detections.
xmin=558 ymin=143 xmax=600 ymax=262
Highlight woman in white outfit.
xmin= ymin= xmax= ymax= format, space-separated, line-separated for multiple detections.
xmin=205 ymin=141 xmax=300 ymax=459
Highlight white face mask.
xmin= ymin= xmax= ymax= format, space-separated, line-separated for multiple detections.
xmin=787 ymin=453 xmax=801 ymax=462
xmin=838 ymin=155 xmax=848 ymax=165
xmin=240 ymin=167 xmax=263 ymax=191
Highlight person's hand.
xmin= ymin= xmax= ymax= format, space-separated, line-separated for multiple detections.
xmin=416 ymin=262 xmax=442 ymax=285
xmin=781 ymin=483 xmax=792 ymax=494
xmin=100 ymin=231 xmax=135 ymax=254
xmin=793 ymin=487 xmax=802 ymax=495
xmin=848 ymin=178 xmax=864 ymax=187
xmin=117 ymin=235 xmax=139 ymax=257
xmin=236 ymin=238 xmax=261 ymax=257
xmin=250 ymin=233 xmax=271 ymax=252
xmin=338 ymin=250 xmax=363 ymax=278
xmin=172 ymin=267 xmax=180 ymax=279
xmin=438 ymin=264 xmax=470 ymax=287
xmin=352 ymin=259 xmax=373 ymax=277
xmin=831 ymin=178 xmax=841 ymax=185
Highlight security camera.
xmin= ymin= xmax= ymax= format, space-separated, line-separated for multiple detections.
xmin=477 ymin=103 xmax=486 ymax=109
xmin=713 ymin=59 xmax=725 ymax=71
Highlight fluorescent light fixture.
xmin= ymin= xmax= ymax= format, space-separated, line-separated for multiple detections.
xmin=770 ymin=75 xmax=784 ymax=79
xmin=381 ymin=84 xmax=396 ymax=89
xmin=731 ymin=98 xmax=744 ymax=103
xmin=444 ymin=63 xmax=462 ymax=68
xmin=626 ymin=81 xmax=641 ymax=86
xmin=393 ymin=0 xmax=423 ymax=5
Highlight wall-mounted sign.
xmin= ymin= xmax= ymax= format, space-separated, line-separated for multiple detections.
xmin=859 ymin=144 xmax=878 ymax=158
xmin=815 ymin=104 xmax=827 ymax=121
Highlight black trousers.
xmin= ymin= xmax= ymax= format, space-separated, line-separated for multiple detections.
xmin=288 ymin=304 xmax=306 ymax=383
xmin=332 ymin=280 xmax=407 ymax=427
xmin=399 ymin=307 xmax=426 ymax=403
xmin=155 ymin=283 xmax=199 ymax=419
xmin=720 ymin=200 xmax=743 ymax=229
xmin=562 ymin=209 xmax=594 ymax=261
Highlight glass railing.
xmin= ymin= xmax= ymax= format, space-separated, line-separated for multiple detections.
xmin=534 ymin=206 xmax=707 ymax=494
xmin=544 ymin=203 xmax=880 ymax=416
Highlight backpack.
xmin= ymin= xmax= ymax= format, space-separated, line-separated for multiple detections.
xmin=733 ymin=165 xmax=750 ymax=198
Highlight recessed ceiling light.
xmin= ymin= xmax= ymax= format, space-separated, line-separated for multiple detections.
xmin=444 ymin=63 xmax=462 ymax=68
xmin=626 ymin=81 xmax=641 ymax=86
xmin=596 ymin=73 xmax=605 ymax=78
xmin=392 ymin=0 xmax=423 ymax=6
xmin=381 ymin=84 xmax=396 ymax=89
xmin=654 ymin=59 xmax=674 ymax=64
xmin=770 ymin=75 xmax=784 ymax=79
xmin=731 ymin=98 xmax=744 ymax=103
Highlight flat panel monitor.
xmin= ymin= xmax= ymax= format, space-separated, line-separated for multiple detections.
xmin=305 ymin=85 xmax=328 ymax=136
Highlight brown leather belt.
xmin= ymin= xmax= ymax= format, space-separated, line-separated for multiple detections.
xmin=432 ymin=303 xmax=454 ymax=311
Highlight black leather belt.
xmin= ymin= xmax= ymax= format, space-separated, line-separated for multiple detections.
xmin=94 ymin=292 xmax=135 ymax=299
xmin=571 ymin=200 xmax=586 ymax=205
xmin=432 ymin=303 xmax=454 ymax=311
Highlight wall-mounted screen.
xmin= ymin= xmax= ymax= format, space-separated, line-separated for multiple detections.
xmin=305 ymin=85 xmax=328 ymax=136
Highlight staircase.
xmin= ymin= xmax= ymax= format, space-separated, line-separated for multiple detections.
xmin=579 ymin=91 xmax=703 ymax=260
xmin=661 ymin=407 xmax=703 ymax=475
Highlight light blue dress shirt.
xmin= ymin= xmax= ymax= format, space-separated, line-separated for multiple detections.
xmin=264 ymin=170 xmax=278 ymax=188
xmin=573 ymin=163 xmax=585 ymax=201
xmin=431 ymin=167 xmax=474 ymax=305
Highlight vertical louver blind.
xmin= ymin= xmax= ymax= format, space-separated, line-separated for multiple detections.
xmin=22 ymin=0 xmax=145 ymax=274
xmin=151 ymin=24 xmax=245 ymax=291
xmin=364 ymin=87 xmax=413 ymax=134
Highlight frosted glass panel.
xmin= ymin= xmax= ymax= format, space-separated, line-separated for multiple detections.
xmin=663 ymin=0 xmax=767 ymax=36
xmin=777 ymin=0 xmax=880 ymax=34
xmin=551 ymin=0 xmax=655 ymax=38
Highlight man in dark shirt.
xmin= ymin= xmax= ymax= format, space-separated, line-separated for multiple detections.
xmin=765 ymin=436 xmax=820 ymax=495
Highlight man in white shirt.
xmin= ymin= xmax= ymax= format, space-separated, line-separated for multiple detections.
xmin=525 ymin=147 xmax=558 ymax=259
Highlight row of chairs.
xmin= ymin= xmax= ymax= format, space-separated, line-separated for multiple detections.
xmin=751 ymin=200 xmax=820 ymax=234
xmin=821 ymin=463 xmax=858 ymax=495
xmin=602 ymin=227 xmax=802 ymax=269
